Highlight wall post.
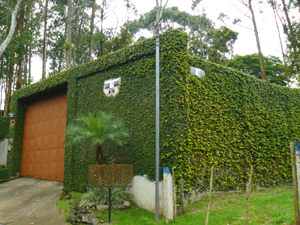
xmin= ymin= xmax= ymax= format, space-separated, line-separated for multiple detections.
xmin=163 ymin=167 xmax=174 ymax=223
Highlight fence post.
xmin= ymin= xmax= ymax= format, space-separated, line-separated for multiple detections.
xmin=180 ymin=178 xmax=185 ymax=214
xmin=295 ymin=142 xmax=300 ymax=206
xmin=244 ymin=165 xmax=253 ymax=225
xmin=172 ymin=167 xmax=176 ymax=221
xmin=290 ymin=141 xmax=300 ymax=225
xmin=205 ymin=166 xmax=214 ymax=225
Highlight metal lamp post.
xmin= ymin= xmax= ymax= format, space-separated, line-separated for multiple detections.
xmin=154 ymin=1 xmax=168 ymax=221
xmin=155 ymin=26 xmax=160 ymax=221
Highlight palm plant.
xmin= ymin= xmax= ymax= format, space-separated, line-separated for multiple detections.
xmin=65 ymin=112 xmax=130 ymax=164
xmin=79 ymin=187 xmax=127 ymax=206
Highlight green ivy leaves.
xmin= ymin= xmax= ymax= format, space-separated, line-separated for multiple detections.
xmin=9 ymin=29 xmax=299 ymax=194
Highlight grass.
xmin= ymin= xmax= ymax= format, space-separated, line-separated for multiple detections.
xmin=57 ymin=185 xmax=296 ymax=225
xmin=181 ymin=185 xmax=295 ymax=225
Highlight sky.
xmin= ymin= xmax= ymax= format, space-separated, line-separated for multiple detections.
xmin=30 ymin=0 xmax=291 ymax=82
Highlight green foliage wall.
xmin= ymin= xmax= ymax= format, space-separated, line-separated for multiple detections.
xmin=0 ymin=168 xmax=10 ymax=180
xmin=164 ymin=55 xmax=300 ymax=192
xmin=0 ymin=117 xmax=10 ymax=141
xmin=64 ymin=30 xmax=188 ymax=191
xmin=9 ymin=30 xmax=187 ymax=191
xmin=9 ymin=29 xmax=300 ymax=193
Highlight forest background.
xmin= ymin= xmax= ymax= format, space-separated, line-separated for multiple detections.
xmin=1 ymin=0 xmax=300 ymax=113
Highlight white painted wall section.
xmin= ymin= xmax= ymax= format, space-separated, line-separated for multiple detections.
xmin=0 ymin=139 xmax=9 ymax=166
xmin=127 ymin=175 xmax=164 ymax=215
xmin=127 ymin=167 xmax=175 ymax=220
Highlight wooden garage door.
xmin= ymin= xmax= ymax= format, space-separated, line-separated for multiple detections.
xmin=21 ymin=92 xmax=67 ymax=182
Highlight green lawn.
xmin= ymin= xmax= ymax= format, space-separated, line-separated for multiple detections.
xmin=57 ymin=185 xmax=296 ymax=225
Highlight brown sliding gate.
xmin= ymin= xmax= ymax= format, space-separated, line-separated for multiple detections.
xmin=20 ymin=91 xmax=67 ymax=182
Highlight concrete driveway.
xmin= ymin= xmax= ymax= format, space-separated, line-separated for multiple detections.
xmin=0 ymin=178 xmax=67 ymax=225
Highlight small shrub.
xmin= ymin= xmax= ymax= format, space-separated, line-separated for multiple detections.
xmin=0 ymin=168 xmax=10 ymax=180
xmin=0 ymin=117 xmax=10 ymax=142
xmin=59 ymin=187 xmax=70 ymax=200
xmin=80 ymin=187 xmax=127 ymax=206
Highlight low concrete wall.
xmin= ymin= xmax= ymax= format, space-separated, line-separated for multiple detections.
xmin=0 ymin=139 xmax=9 ymax=167
xmin=127 ymin=174 xmax=203 ymax=218
xmin=127 ymin=175 xmax=164 ymax=215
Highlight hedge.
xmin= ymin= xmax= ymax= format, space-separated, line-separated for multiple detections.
xmin=0 ymin=117 xmax=10 ymax=142
xmin=9 ymin=29 xmax=300 ymax=193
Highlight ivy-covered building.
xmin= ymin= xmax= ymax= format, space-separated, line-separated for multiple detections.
xmin=8 ymin=29 xmax=300 ymax=192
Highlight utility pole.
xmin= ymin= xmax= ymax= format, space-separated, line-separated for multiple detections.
xmin=155 ymin=23 xmax=160 ymax=222
xmin=154 ymin=0 xmax=168 ymax=221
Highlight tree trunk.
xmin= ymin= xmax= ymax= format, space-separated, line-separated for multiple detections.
xmin=59 ymin=56 xmax=62 ymax=73
xmin=0 ymin=0 xmax=23 ymax=58
xmin=99 ymin=0 xmax=107 ymax=57
xmin=24 ymin=45 xmax=28 ymax=86
xmin=75 ymin=10 xmax=84 ymax=65
xmin=29 ymin=43 xmax=32 ymax=84
xmin=281 ymin=0 xmax=297 ymax=54
xmin=16 ymin=1 xmax=25 ymax=90
xmin=248 ymin=0 xmax=267 ymax=81
xmin=0 ymin=60 xmax=4 ymax=109
xmin=27 ymin=9 xmax=33 ymax=85
xmin=100 ymin=7 xmax=104 ymax=57
xmin=89 ymin=0 xmax=96 ymax=61
xmin=271 ymin=3 xmax=286 ymax=69
xmin=66 ymin=0 xmax=72 ymax=69
xmin=42 ymin=0 xmax=48 ymax=79
xmin=73 ymin=3 xmax=79 ymax=66
xmin=16 ymin=57 xmax=22 ymax=90
xmin=96 ymin=145 xmax=105 ymax=164
xmin=4 ymin=64 xmax=8 ymax=113
xmin=5 ymin=61 xmax=14 ymax=116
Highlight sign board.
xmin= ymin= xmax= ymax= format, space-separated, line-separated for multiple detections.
xmin=89 ymin=164 xmax=133 ymax=187
xmin=190 ymin=67 xmax=205 ymax=77
xmin=296 ymin=142 xmax=300 ymax=152
xmin=103 ymin=77 xmax=121 ymax=97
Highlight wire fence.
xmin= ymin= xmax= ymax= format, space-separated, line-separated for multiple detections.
xmin=89 ymin=164 xmax=133 ymax=187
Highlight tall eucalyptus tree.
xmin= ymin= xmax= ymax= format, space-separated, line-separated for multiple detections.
xmin=125 ymin=6 xmax=238 ymax=64
xmin=0 ymin=0 xmax=23 ymax=58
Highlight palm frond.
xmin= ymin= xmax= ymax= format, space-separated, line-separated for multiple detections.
xmin=64 ymin=111 xmax=130 ymax=163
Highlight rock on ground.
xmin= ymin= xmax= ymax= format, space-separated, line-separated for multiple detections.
xmin=91 ymin=218 xmax=100 ymax=225
xmin=81 ymin=214 xmax=92 ymax=223
xmin=66 ymin=213 xmax=76 ymax=223
xmin=112 ymin=204 xmax=125 ymax=210
xmin=123 ymin=201 xmax=131 ymax=208
xmin=97 ymin=204 xmax=109 ymax=212
xmin=63 ymin=194 xmax=72 ymax=200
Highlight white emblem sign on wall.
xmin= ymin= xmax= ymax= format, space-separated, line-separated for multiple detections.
xmin=103 ymin=77 xmax=121 ymax=97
